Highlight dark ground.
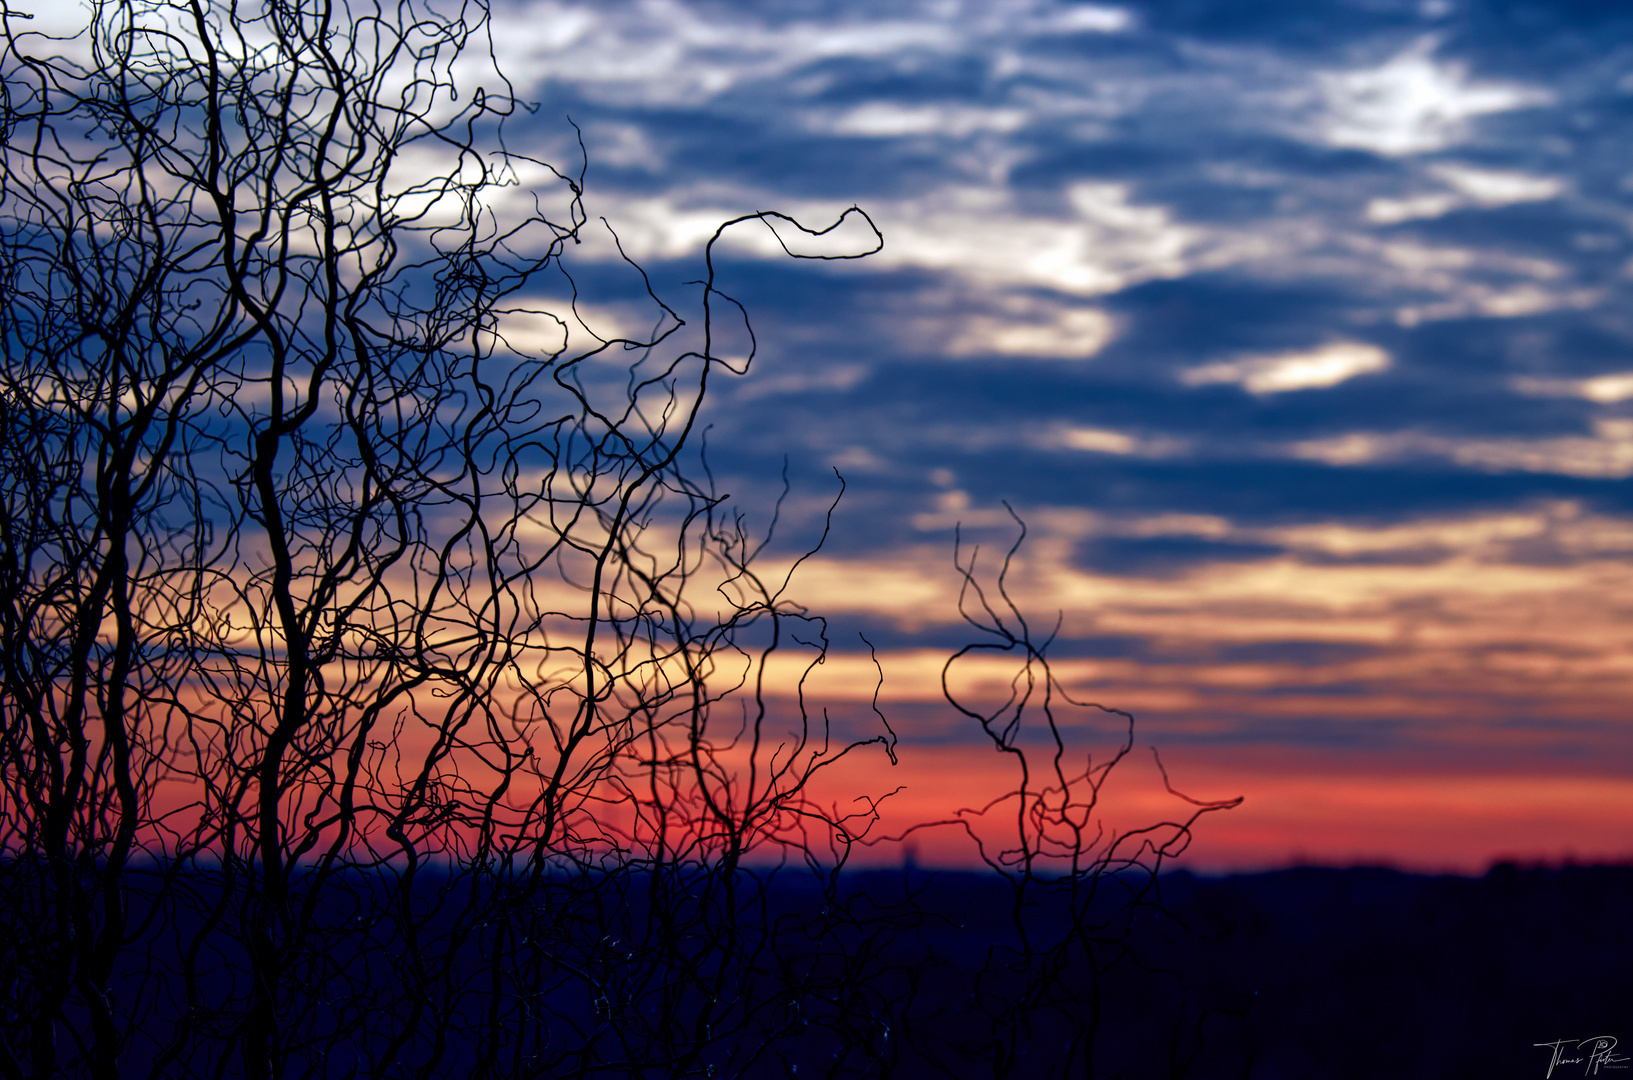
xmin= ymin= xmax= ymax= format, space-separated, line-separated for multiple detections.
xmin=1026 ymin=861 xmax=1633 ymax=1079
xmin=9 ymin=861 xmax=1631 ymax=1077
xmin=805 ymin=861 xmax=1633 ymax=1077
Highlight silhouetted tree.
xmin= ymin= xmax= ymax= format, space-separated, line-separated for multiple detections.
xmin=906 ymin=509 xmax=1243 ymax=1076
xmin=0 ymin=2 xmax=1235 ymax=1077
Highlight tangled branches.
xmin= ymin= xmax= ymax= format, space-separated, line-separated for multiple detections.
xmin=0 ymin=2 xmax=1234 ymax=1077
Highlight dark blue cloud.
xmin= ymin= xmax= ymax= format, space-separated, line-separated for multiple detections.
xmin=803 ymin=54 xmax=996 ymax=104
xmin=1073 ymin=534 xmax=1286 ymax=576
xmin=949 ymin=454 xmax=1630 ymax=524
xmin=1447 ymin=3 xmax=1633 ymax=80
xmin=1105 ymin=276 xmax=1368 ymax=359
xmin=1128 ymin=0 xmax=1427 ymax=50
xmin=1388 ymin=201 xmax=1617 ymax=260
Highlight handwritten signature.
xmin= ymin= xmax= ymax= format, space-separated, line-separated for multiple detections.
xmin=1536 ymin=1037 xmax=1631 ymax=1077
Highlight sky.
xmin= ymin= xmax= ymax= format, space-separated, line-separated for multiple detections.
xmin=474 ymin=0 xmax=1633 ymax=871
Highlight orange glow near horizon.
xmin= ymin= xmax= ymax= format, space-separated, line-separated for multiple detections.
xmin=101 ymin=499 xmax=1633 ymax=878
xmin=731 ymin=499 xmax=1633 ymax=873
xmin=806 ymin=741 xmax=1633 ymax=874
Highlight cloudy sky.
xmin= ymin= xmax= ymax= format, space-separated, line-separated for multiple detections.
xmin=481 ymin=0 xmax=1633 ymax=869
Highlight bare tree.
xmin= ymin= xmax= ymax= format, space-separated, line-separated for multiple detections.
xmin=887 ymin=508 xmax=1243 ymax=1076
xmin=0 ymin=1 xmax=1236 ymax=1077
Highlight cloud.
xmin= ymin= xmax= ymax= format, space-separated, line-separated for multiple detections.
xmin=477 ymin=293 xmax=685 ymax=360
xmin=1288 ymin=421 xmax=1633 ymax=479
xmin=493 ymin=1 xmax=954 ymax=104
xmin=491 ymin=0 xmax=1129 ymax=108
xmin=1431 ymin=163 xmax=1564 ymax=204
xmin=1043 ymin=5 xmax=1132 ymax=34
xmin=1511 ymin=373 xmax=1633 ymax=404
xmin=854 ymin=181 xmax=1203 ymax=295
xmin=1075 ymin=534 xmax=1286 ymax=577
xmin=1060 ymin=426 xmax=1137 ymax=454
xmin=1183 ymin=342 xmax=1392 ymax=394
xmin=766 ymin=502 xmax=1633 ymax=706
xmin=1315 ymin=37 xmax=1554 ymax=156
xmin=825 ymin=103 xmax=1032 ymax=138
xmin=577 ymin=179 xmax=1206 ymax=300
xmin=945 ymin=304 xmax=1117 ymax=358
xmin=1365 ymin=163 xmax=1565 ymax=223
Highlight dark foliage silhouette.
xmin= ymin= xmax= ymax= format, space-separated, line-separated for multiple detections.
xmin=0 ymin=2 xmax=1237 ymax=1076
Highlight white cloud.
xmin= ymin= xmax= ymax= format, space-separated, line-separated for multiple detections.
xmin=1431 ymin=163 xmax=1563 ymax=204
xmin=1393 ymin=285 xmax=1600 ymax=326
xmin=946 ymin=306 xmax=1116 ymax=358
xmin=585 ymin=181 xmax=1198 ymax=297
xmin=487 ymin=306 xmax=599 ymax=357
xmin=1041 ymin=5 xmax=1132 ymax=33
xmin=491 ymin=1 xmax=962 ymax=105
xmin=827 ymin=103 xmax=1031 ymax=138
xmin=1366 ymin=164 xmax=1564 ymax=223
xmin=865 ymin=182 xmax=1198 ymax=295
xmin=1289 ymin=420 xmax=1633 ymax=479
xmin=1317 ymin=38 xmax=1553 ymax=156
xmin=1183 ymin=343 xmax=1392 ymax=395
xmin=1365 ymin=193 xmax=1464 ymax=224
xmin=1061 ymin=427 xmax=1137 ymax=454
xmin=1035 ymin=424 xmax=1187 ymax=458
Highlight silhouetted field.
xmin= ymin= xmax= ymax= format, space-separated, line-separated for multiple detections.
xmin=10 ymin=859 xmax=1628 ymax=1077
xmin=759 ymin=861 xmax=1633 ymax=1077
xmin=1107 ymin=862 xmax=1633 ymax=1079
